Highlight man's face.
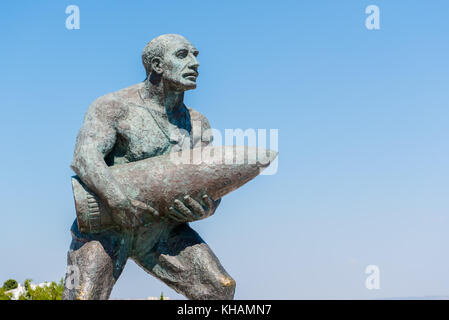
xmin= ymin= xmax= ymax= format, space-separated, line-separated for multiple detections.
xmin=162 ymin=38 xmax=199 ymax=91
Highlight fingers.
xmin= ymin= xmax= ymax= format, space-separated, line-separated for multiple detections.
xmin=130 ymin=195 xmax=216 ymax=224
xmin=131 ymin=199 xmax=159 ymax=217
xmin=146 ymin=205 xmax=160 ymax=217
xmin=201 ymin=194 xmax=215 ymax=210
xmin=130 ymin=199 xmax=146 ymax=209
xmin=173 ymin=199 xmax=192 ymax=217
xmin=168 ymin=205 xmax=192 ymax=222
xmin=183 ymin=195 xmax=205 ymax=216
xmin=174 ymin=199 xmax=198 ymax=220
xmin=113 ymin=199 xmax=161 ymax=228
xmin=167 ymin=194 xmax=215 ymax=223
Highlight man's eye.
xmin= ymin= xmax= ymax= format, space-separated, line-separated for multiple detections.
xmin=176 ymin=50 xmax=188 ymax=58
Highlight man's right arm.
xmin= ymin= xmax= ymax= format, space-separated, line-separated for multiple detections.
xmin=70 ymin=97 xmax=149 ymax=227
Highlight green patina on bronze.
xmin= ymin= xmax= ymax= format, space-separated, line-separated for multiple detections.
xmin=62 ymin=34 xmax=277 ymax=300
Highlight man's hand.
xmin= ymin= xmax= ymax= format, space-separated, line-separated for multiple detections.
xmin=110 ymin=198 xmax=159 ymax=229
xmin=167 ymin=194 xmax=221 ymax=223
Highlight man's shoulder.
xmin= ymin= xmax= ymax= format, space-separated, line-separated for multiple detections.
xmin=187 ymin=107 xmax=214 ymax=143
xmin=88 ymin=83 xmax=143 ymax=115
xmin=187 ymin=106 xmax=211 ymax=128
xmin=111 ymin=82 xmax=143 ymax=103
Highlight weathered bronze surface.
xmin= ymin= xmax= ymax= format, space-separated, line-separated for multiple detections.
xmin=72 ymin=145 xmax=277 ymax=234
xmin=62 ymin=34 xmax=277 ymax=300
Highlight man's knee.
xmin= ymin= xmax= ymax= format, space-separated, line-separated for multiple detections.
xmin=189 ymin=273 xmax=235 ymax=300
xmin=188 ymin=255 xmax=236 ymax=300
xmin=149 ymin=227 xmax=236 ymax=300
xmin=212 ymin=274 xmax=236 ymax=299
xmin=69 ymin=241 xmax=112 ymax=271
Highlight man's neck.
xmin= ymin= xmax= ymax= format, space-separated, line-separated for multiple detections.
xmin=144 ymin=78 xmax=185 ymax=120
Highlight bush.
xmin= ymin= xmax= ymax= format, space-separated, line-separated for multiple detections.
xmin=18 ymin=279 xmax=64 ymax=300
xmin=2 ymin=279 xmax=18 ymax=291
xmin=0 ymin=278 xmax=64 ymax=300
xmin=0 ymin=288 xmax=12 ymax=300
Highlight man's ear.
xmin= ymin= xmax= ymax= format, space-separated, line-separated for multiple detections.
xmin=151 ymin=57 xmax=163 ymax=74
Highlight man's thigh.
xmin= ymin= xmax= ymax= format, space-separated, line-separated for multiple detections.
xmin=63 ymin=220 xmax=131 ymax=300
xmin=132 ymin=223 xmax=236 ymax=300
xmin=68 ymin=220 xmax=131 ymax=280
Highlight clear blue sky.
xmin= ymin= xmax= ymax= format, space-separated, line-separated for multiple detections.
xmin=0 ymin=0 xmax=448 ymax=299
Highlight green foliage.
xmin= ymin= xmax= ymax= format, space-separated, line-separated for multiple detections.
xmin=2 ymin=279 xmax=18 ymax=291
xmin=24 ymin=278 xmax=32 ymax=291
xmin=160 ymin=292 xmax=164 ymax=300
xmin=0 ymin=288 xmax=12 ymax=300
xmin=19 ymin=279 xmax=64 ymax=300
xmin=0 ymin=278 xmax=64 ymax=300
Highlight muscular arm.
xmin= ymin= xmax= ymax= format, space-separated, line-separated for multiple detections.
xmin=199 ymin=113 xmax=222 ymax=215
xmin=71 ymin=97 xmax=130 ymax=220
xmin=168 ymin=109 xmax=221 ymax=222
xmin=199 ymin=114 xmax=214 ymax=148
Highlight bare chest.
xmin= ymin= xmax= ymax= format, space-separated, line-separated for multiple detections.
xmin=106 ymin=106 xmax=199 ymax=165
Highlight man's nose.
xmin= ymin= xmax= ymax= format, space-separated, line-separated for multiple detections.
xmin=189 ymin=56 xmax=200 ymax=70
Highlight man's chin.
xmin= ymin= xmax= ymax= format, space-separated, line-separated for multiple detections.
xmin=183 ymin=81 xmax=197 ymax=90
xmin=166 ymin=79 xmax=197 ymax=91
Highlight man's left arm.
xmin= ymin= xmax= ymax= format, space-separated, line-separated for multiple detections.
xmin=166 ymin=111 xmax=221 ymax=222
xmin=199 ymin=114 xmax=222 ymax=216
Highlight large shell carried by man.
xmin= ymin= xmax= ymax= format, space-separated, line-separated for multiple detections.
xmin=72 ymin=145 xmax=278 ymax=233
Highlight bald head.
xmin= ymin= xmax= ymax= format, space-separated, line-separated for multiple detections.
xmin=142 ymin=34 xmax=190 ymax=78
xmin=141 ymin=34 xmax=200 ymax=91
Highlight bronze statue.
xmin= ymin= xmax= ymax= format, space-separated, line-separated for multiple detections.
xmin=62 ymin=34 xmax=276 ymax=300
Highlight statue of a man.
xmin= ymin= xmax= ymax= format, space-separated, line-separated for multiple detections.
xmin=62 ymin=34 xmax=236 ymax=300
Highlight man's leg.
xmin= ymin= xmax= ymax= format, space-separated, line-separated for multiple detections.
xmin=132 ymin=223 xmax=236 ymax=300
xmin=62 ymin=221 xmax=130 ymax=300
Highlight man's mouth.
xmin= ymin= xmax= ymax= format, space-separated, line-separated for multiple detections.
xmin=183 ymin=72 xmax=198 ymax=81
